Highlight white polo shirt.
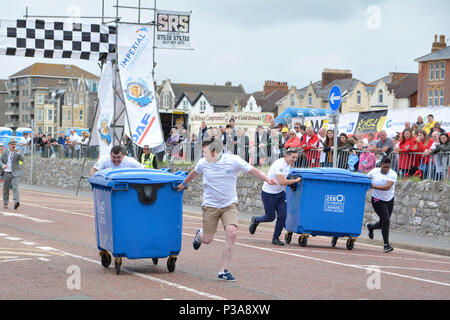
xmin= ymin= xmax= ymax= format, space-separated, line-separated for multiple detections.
xmin=262 ymin=157 xmax=291 ymax=194
xmin=194 ymin=154 xmax=253 ymax=208
xmin=367 ymin=168 xmax=397 ymax=202
xmin=94 ymin=155 xmax=144 ymax=171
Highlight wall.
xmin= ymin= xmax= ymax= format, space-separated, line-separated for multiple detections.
xmin=18 ymin=158 xmax=450 ymax=237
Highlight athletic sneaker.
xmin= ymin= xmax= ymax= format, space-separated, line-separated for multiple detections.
xmin=366 ymin=223 xmax=374 ymax=240
xmin=249 ymin=217 xmax=259 ymax=235
xmin=272 ymin=238 xmax=284 ymax=246
xmin=218 ymin=269 xmax=236 ymax=282
xmin=384 ymin=244 xmax=394 ymax=253
xmin=193 ymin=228 xmax=202 ymax=250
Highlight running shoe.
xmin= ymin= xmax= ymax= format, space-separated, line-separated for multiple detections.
xmin=272 ymin=238 xmax=285 ymax=246
xmin=218 ymin=269 xmax=236 ymax=282
xmin=384 ymin=244 xmax=394 ymax=253
xmin=193 ymin=228 xmax=202 ymax=250
xmin=249 ymin=217 xmax=259 ymax=235
xmin=366 ymin=223 xmax=374 ymax=240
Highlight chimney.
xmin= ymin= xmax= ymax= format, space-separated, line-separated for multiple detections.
xmin=321 ymin=69 xmax=352 ymax=88
xmin=225 ymin=81 xmax=232 ymax=86
xmin=432 ymin=34 xmax=447 ymax=53
xmin=263 ymin=80 xmax=288 ymax=96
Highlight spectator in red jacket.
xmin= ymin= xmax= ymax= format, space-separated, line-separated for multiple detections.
xmin=395 ymin=128 xmax=416 ymax=177
xmin=284 ymin=129 xmax=302 ymax=149
xmin=415 ymin=130 xmax=435 ymax=178
xmin=301 ymin=127 xmax=320 ymax=168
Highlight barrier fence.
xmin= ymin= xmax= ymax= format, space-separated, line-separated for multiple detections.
xmin=16 ymin=137 xmax=450 ymax=182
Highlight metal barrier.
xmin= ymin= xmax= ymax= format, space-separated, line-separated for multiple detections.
xmin=27 ymin=143 xmax=99 ymax=160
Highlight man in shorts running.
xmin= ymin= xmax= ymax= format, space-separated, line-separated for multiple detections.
xmin=177 ymin=136 xmax=275 ymax=281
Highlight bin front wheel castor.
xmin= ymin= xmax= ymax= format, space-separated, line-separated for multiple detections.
xmin=331 ymin=237 xmax=338 ymax=248
xmin=285 ymin=232 xmax=293 ymax=244
xmin=167 ymin=256 xmax=177 ymax=273
xmin=99 ymin=250 xmax=111 ymax=268
xmin=346 ymin=238 xmax=355 ymax=251
xmin=114 ymin=257 xmax=122 ymax=275
xmin=299 ymin=235 xmax=308 ymax=247
xmin=152 ymin=258 xmax=158 ymax=265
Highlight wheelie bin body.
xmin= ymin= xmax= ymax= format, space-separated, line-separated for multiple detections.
xmin=88 ymin=168 xmax=187 ymax=271
xmin=285 ymin=168 xmax=371 ymax=246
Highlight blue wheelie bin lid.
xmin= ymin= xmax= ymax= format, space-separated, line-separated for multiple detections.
xmin=289 ymin=168 xmax=371 ymax=184
xmin=88 ymin=168 xmax=187 ymax=188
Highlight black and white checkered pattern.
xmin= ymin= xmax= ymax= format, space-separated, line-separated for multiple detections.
xmin=0 ymin=19 xmax=117 ymax=61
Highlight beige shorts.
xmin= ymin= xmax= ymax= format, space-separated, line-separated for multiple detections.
xmin=202 ymin=203 xmax=239 ymax=234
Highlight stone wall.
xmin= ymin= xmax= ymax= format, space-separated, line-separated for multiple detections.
xmin=18 ymin=158 xmax=449 ymax=237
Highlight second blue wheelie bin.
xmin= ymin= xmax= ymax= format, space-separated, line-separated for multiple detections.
xmin=284 ymin=168 xmax=371 ymax=250
xmin=88 ymin=168 xmax=187 ymax=274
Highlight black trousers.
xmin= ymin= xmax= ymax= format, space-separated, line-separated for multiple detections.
xmin=370 ymin=197 xmax=394 ymax=245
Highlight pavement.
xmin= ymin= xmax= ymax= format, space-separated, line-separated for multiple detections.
xmin=21 ymin=183 xmax=450 ymax=257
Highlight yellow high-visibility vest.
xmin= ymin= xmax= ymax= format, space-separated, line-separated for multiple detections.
xmin=141 ymin=153 xmax=155 ymax=169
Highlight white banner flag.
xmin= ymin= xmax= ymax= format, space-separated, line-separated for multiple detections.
xmin=92 ymin=60 xmax=114 ymax=157
xmin=117 ymin=24 xmax=163 ymax=148
xmin=156 ymin=10 xmax=191 ymax=49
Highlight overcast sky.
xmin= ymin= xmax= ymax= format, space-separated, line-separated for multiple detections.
xmin=1 ymin=0 xmax=449 ymax=92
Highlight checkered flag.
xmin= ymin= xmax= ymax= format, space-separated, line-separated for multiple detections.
xmin=0 ymin=19 xmax=117 ymax=61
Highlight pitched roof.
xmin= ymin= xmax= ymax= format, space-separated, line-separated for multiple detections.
xmin=387 ymin=73 xmax=418 ymax=98
xmin=0 ymin=80 xmax=7 ymax=93
xmin=415 ymin=46 xmax=450 ymax=62
xmin=9 ymin=63 xmax=99 ymax=79
xmin=260 ymin=90 xmax=288 ymax=112
xmin=319 ymin=78 xmax=362 ymax=101
xmin=171 ymin=82 xmax=245 ymax=100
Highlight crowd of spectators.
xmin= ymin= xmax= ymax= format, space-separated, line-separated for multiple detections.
xmin=164 ymin=114 xmax=449 ymax=181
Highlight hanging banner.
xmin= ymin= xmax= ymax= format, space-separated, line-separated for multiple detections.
xmin=382 ymin=107 xmax=450 ymax=137
xmin=117 ymin=24 xmax=163 ymax=148
xmin=156 ymin=10 xmax=191 ymax=49
xmin=354 ymin=110 xmax=387 ymax=134
xmin=0 ymin=19 xmax=116 ymax=61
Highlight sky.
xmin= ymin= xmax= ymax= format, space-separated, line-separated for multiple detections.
xmin=0 ymin=0 xmax=449 ymax=93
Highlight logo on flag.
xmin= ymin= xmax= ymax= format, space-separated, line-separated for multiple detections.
xmin=124 ymin=78 xmax=154 ymax=108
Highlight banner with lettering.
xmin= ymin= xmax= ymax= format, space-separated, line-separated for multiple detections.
xmin=354 ymin=110 xmax=387 ymax=134
xmin=117 ymin=24 xmax=163 ymax=148
xmin=156 ymin=10 xmax=191 ymax=49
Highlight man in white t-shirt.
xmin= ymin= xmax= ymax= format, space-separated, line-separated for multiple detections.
xmin=366 ymin=157 xmax=397 ymax=253
xmin=177 ymin=136 xmax=275 ymax=282
xmin=90 ymin=145 xmax=144 ymax=176
xmin=249 ymin=148 xmax=301 ymax=245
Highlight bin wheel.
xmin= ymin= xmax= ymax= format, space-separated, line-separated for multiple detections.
xmin=167 ymin=256 xmax=177 ymax=273
xmin=298 ymin=235 xmax=308 ymax=247
xmin=346 ymin=238 xmax=355 ymax=251
xmin=285 ymin=232 xmax=293 ymax=244
xmin=114 ymin=257 xmax=122 ymax=275
xmin=99 ymin=250 xmax=111 ymax=268
xmin=331 ymin=237 xmax=338 ymax=248
xmin=152 ymin=258 xmax=159 ymax=265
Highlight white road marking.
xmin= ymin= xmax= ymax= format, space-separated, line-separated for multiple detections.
xmin=37 ymin=257 xmax=51 ymax=262
xmin=1 ymin=258 xmax=33 ymax=263
xmin=182 ymin=232 xmax=450 ymax=288
xmin=21 ymin=241 xmax=38 ymax=246
xmin=0 ymin=233 xmax=9 ymax=237
xmin=20 ymin=203 xmax=94 ymax=218
xmin=0 ymin=211 xmax=54 ymax=223
xmin=355 ymin=265 xmax=450 ymax=273
xmin=5 ymin=237 xmax=23 ymax=241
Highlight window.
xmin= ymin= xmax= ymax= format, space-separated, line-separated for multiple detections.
xmin=183 ymin=99 xmax=188 ymax=110
xmin=291 ymin=94 xmax=295 ymax=106
xmin=48 ymin=127 xmax=52 ymax=134
xmin=357 ymin=91 xmax=361 ymax=105
xmin=441 ymin=62 xmax=446 ymax=80
xmin=37 ymin=110 xmax=43 ymax=121
xmin=378 ymin=89 xmax=383 ymax=104
xmin=308 ymin=93 xmax=312 ymax=107
xmin=92 ymin=82 xmax=97 ymax=92
xmin=68 ymin=110 xmax=72 ymax=121
xmin=434 ymin=90 xmax=439 ymax=106
xmin=430 ymin=63 xmax=434 ymax=81
xmin=162 ymin=93 xmax=169 ymax=108
xmin=234 ymin=104 xmax=238 ymax=112
xmin=67 ymin=94 xmax=73 ymax=105
xmin=439 ymin=90 xmax=444 ymax=106
xmin=79 ymin=94 xmax=84 ymax=105
xmin=436 ymin=63 xmax=441 ymax=80
xmin=249 ymin=102 xmax=253 ymax=111
xmin=80 ymin=110 xmax=83 ymax=121
xmin=428 ymin=91 xmax=433 ymax=106
xmin=48 ymin=110 xmax=53 ymax=121
xmin=200 ymin=100 xmax=206 ymax=112
xmin=37 ymin=94 xmax=44 ymax=105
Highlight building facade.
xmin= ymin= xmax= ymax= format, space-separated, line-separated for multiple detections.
xmin=0 ymin=80 xmax=7 ymax=126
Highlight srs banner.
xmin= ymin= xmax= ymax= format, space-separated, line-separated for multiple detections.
xmin=117 ymin=24 xmax=163 ymax=148
xmin=156 ymin=10 xmax=191 ymax=49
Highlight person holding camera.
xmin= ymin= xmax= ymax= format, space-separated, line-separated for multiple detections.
xmin=0 ymin=139 xmax=24 ymax=210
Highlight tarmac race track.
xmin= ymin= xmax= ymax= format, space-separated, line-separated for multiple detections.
xmin=0 ymin=189 xmax=449 ymax=300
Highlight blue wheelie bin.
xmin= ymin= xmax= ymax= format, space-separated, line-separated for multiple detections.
xmin=284 ymin=168 xmax=371 ymax=250
xmin=88 ymin=168 xmax=187 ymax=274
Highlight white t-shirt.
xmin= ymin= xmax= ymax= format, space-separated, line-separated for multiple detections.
xmin=262 ymin=158 xmax=290 ymax=194
xmin=94 ymin=155 xmax=144 ymax=171
xmin=194 ymin=154 xmax=253 ymax=208
xmin=367 ymin=168 xmax=397 ymax=201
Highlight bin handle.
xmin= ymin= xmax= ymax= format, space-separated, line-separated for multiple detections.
xmin=130 ymin=184 xmax=165 ymax=205
xmin=287 ymin=176 xmax=300 ymax=192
